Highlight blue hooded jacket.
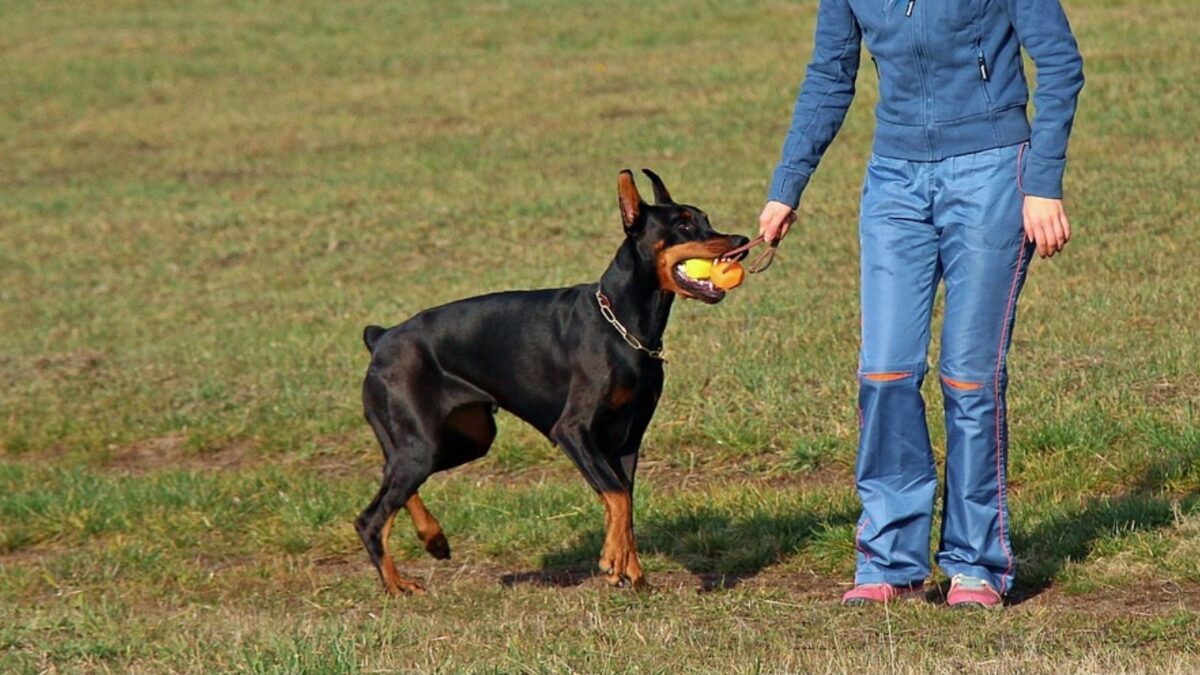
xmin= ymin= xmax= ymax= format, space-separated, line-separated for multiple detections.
xmin=769 ymin=0 xmax=1084 ymax=205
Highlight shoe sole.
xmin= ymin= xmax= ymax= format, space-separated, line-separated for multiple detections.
xmin=841 ymin=590 xmax=926 ymax=607
xmin=949 ymin=600 xmax=1003 ymax=610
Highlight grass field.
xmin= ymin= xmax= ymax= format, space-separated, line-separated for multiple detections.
xmin=2 ymin=0 xmax=1199 ymax=672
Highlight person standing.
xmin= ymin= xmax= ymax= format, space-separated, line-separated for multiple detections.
xmin=759 ymin=0 xmax=1084 ymax=607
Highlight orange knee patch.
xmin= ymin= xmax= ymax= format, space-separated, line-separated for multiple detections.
xmin=863 ymin=371 xmax=912 ymax=382
xmin=942 ymin=376 xmax=983 ymax=391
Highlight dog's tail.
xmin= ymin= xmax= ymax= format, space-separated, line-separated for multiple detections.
xmin=362 ymin=325 xmax=387 ymax=353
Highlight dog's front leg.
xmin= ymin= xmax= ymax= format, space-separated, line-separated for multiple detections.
xmin=552 ymin=422 xmax=648 ymax=590
xmin=597 ymin=489 xmax=646 ymax=589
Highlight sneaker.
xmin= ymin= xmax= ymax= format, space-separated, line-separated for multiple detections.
xmin=947 ymin=574 xmax=1003 ymax=609
xmin=841 ymin=582 xmax=925 ymax=606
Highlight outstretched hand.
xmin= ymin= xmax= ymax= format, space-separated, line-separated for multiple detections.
xmin=758 ymin=200 xmax=798 ymax=245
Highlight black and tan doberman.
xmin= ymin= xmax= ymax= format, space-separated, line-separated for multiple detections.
xmin=356 ymin=169 xmax=748 ymax=594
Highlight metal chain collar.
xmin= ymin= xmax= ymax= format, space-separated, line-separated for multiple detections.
xmin=594 ymin=288 xmax=666 ymax=362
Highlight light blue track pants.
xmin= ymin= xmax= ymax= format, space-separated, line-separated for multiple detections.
xmin=853 ymin=143 xmax=1034 ymax=593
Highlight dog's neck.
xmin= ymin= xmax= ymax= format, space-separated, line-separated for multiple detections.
xmin=598 ymin=238 xmax=675 ymax=350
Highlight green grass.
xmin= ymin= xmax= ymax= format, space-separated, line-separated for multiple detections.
xmin=2 ymin=0 xmax=1199 ymax=671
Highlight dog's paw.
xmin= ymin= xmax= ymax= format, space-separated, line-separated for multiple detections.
xmin=390 ymin=581 xmax=426 ymax=596
xmin=604 ymin=571 xmax=651 ymax=591
xmin=424 ymin=532 xmax=452 ymax=560
xmin=382 ymin=570 xmax=427 ymax=596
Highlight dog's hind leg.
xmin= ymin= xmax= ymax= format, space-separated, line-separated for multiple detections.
xmin=358 ymin=384 xmax=437 ymax=595
xmin=396 ymin=401 xmax=495 ymax=561
xmin=405 ymin=493 xmax=450 ymax=560
xmin=356 ymin=460 xmax=431 ymax=595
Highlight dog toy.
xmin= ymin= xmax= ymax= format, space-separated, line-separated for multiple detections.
xmin=710 ymin=260 xmax=745 ymax=290
xmin=682 ymin=258 xmax=713 ymax=280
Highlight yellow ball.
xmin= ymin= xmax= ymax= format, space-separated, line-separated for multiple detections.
xmin=682 ymin=258 xmax=713 ymax=280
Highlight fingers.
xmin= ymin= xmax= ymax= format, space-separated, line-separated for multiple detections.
xmin=758 ymin=201 xmax=796 ymax=245
xmin=757 ymin=210 xmax=779 ymax=242
xmin=1049 ymin=211 xmax=1067 ymax=254
xmin=778 ymin=212 xmax=796 ymax=243
xmin=1037 ymin=219 xmax=1055 ymax=258
xmin=757 ymin=219 xmax=781 ymax=244
xmin=1027 ymin=212 xmax=1046 ymax=260
xmin=1024 ymin=213 xmax=1037 ymax=248
xmin=1042 ymin=214 xmax=1072 ymax=256
xmin=1023 ymin=197 xmax=1071 ymax=259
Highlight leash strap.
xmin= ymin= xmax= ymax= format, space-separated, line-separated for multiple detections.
xmin=595 ymin=289 xmax=666 ymax=362
xmin=721 ymin=235 xmax=778 ymax=273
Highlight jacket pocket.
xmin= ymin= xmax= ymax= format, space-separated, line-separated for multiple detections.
xmin=1016 ymin=141 xmax=1029 ymax=196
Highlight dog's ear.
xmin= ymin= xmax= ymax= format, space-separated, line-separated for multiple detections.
xmin=617 ymin=169 xmax=645 ymax=232
xmin=641 ymin=168 xmax=673 ymax=205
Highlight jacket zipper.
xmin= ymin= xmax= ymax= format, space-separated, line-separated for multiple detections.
xmin=977 ymin=54 xmax=990 ymax=81
xmin=907 ymin=0 xmax=933 ymax=155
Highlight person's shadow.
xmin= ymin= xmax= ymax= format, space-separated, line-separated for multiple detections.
xmin=501 ymin=430 xmax=1198 ymax=596
xmin=1007 ymin=441 xmax=1200 ymax=604
xmin=500 ymin=494 xmax=859 ymax=591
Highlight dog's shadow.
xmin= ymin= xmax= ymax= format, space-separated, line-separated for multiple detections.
xmin=500 ymin=497 xmax=858 ymax=591
xmin=500 ymin=431 xmax=1200 ymax=596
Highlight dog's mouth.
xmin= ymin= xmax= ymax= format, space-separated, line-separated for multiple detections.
xmin=656 ymin=238 xmax=746 ymax=305
xmin=670 ymin=257 xmax=734 ymax=304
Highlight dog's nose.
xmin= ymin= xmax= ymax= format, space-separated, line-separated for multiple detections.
xmin=730 ymin=235 xmax=751 ymax=249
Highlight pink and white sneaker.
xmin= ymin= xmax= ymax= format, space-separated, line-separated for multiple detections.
xmin=841 ymin=582 xmax=925 ymax=606
xmin=947 ymin=574 xmax=1003 ymax=609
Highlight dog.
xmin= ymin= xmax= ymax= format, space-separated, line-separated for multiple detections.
xmin=356 ymin=169 xmax=749 ymax=594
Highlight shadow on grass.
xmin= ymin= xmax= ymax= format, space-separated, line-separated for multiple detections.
xmin=503 ymin=427 xmax=1199 ymax=597
xmin=1009 ymin=437 xmax=1200 ymax=604
xmin=501 ymin=501 xmax=858 ymax=591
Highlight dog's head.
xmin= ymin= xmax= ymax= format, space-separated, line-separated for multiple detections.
xmin=617 ymin=169 xmax=750 ymax=304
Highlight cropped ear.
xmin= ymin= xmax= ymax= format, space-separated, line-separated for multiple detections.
xmin=641 ymin=168 xmax=673 ymax=205
xmin=617 ymin=169 xmax=645 ymax=231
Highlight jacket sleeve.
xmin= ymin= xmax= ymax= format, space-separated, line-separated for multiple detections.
xmin=768 ymin=0 xmax=861 ymax=208
xmin=1007 ymin=0 xmax=1085 ymax=199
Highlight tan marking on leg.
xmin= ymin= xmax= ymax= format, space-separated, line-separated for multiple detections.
xmin=597 ymin=492 xmax=615 ymax=574
xmin=378 ymin=510 xmax=425 ymax=595
xmin=598 ymin=490 xmax=647 ymax=590
xmin=942 ymin=375 xmax=983 ymax=391
xmin=406 ymin=493 xmax=450 ymax=559
xmin=863 ymin=371 xmax=912 ymax=382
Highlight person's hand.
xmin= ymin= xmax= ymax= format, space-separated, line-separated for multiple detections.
xmin=1023 ymin=196 xmax=1071 ymax=258
xmin=758 ymin=200 xmax=798 ymax=245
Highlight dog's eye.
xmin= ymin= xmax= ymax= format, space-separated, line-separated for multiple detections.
xmin=675 ymin=220 xmax=695 ymax=232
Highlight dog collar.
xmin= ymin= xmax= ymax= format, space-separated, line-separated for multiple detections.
xmin=594 ymin=288 xmax=666 ymax=362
